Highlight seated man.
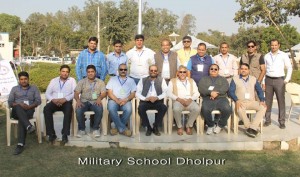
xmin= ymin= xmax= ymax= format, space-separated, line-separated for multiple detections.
xmin=136 ymin=65 xmax=168 ymax=136
xmin=229 ymin=63 xmax=266 ymax=138
xmin=106 ymin=64 xmax=136 ymax=137
xmin=74 ymin=65 xmax=106 ymax=138
xmin=198 ymin=64 xmax=231 ymax=135
xmin=8 ymin=71 xmax=41 ymax=155
xmin=43 ymin=65 xmax=77 ymax=144
xmin=168 ymin=65 xmax=200 ymax=135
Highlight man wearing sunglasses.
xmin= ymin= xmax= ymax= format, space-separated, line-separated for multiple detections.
xmin=213 ymin=42 xmax=238 ymax=82
xmin=106 ymin=64 xmax=136 ymax=137
xmin=136 ymin=65 xmax=168 ymax=136
xmin=198 ymin=64 xmax=231 ymax=135
xmin=155 ymin=39 xmax=179 ymax=84
xmin=177 ymin=36 xmax=197 ymax=66
xmin=187 ymin=43 xmax=214 ymax=84
xmin=167 ymin=65 xmax=200 ymax=135
xmin=240 ymin=41 xmax=266 ymax=83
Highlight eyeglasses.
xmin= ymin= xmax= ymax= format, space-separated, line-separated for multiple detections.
xmin=150 ymin=70 xmax=158 ymax=72
xmin=179 ymin=71 xmax=187 ymax=73
xmin=210 ymin=68 xmax=218 ymax=71
xmin=247 ymin=45 xmax=255 ymax=48
xmin=119 ymin=69 xmax=127 ymax=71
xmin=183 ymin=41 xmax=191 ymax=43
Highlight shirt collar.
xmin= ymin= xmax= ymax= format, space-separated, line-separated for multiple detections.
xmin=239 ymin=74 xmax=249 ymax=81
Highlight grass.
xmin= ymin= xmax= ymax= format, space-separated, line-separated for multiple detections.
xmin=0 ymin=113 xmax=300 ymax=177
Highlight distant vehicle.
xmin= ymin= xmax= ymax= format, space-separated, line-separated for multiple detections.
xmin=48 ymin=57 xmax=62 ymax=64
xmin=62 ymin=57 xmax=75 ymax=64
xmin=36 ymin=56 xmax=50 ymax=61
xmin=22 ymin=56 xmax=37 ymax=64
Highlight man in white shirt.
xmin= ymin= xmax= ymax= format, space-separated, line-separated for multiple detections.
xmin=167 ymin=65 xmax=200 ymax=135
xmin=44 ymin=65 xmax=77 ymax=144
xmin=126 ymin=34 xmax=155 ymax=85
xmin=263 ymin=39 xmax=292 ymax=129
xmin=213 ymin=42 xmax=238 ymax=82
xmin=136 ymin=65 xmax=168 ymax=136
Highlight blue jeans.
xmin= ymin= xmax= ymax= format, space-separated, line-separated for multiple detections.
xmin=108 ymin=100 xmax=132 ymax=133
xmin=76 ymin=101 xmax=103 ymax=131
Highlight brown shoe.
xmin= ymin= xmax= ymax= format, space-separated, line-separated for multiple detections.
xmin=110 ymin=128 xmax=118 ymax=136
xmin=177 ymin=128 xmax=183 ymax=136
xmin=186 ymin=127 xmax=193 ymax=135
xmin=121 ymin=129 xmax=132 ymax=137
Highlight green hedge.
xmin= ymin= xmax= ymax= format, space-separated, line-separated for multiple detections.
xmin=15 ymin=63 xmax=300 ymax=92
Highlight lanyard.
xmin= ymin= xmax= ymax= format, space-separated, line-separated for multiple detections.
xmin=221 ymin=54 xmax=229 ymax=66
xmin=137 ymin=50 xmax=144 ymax=58
xmin=59 ymin=79 xmax=67 ymax=91
xmin=19 ymin=86 xmax=30 ymax=97
xmin=270 ymin=53 xmax=277 ymax=64
xmin=90 ymin=82 xmax=96 ymax=92
xmin=118 ymin=76 xmax=127 ymax=86
xmin=241 ymin=76 xmax=249 ymax=91
xmin=87 ymin=52 xmax=96 ymax=65
xmin=161 ymin=52 xmax=171 ymax=61
xmin=196 ymin=54 xmax=205 ymax=63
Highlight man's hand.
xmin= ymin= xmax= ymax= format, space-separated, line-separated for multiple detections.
xmin=149 ymin=96 xmax=158 ymax=103
xmin=51 ymin=99 xmax=60 ymax=106
xmin=119 ymin=98 xmax=128 ymax=106
xmin=94 ymin=97 xmax=103 ymax=106
xmin=260 ymin=101 xmax=267 ymax=108
xmin=210 ymin=91 xmax=219 ymax=99
xmin=235 ymin=100 xmax=244 ymax=110
xmin=19 ymin=103 xmax=31 ymax=110
xmin=76 ymin=100 xmax=84 ymax=108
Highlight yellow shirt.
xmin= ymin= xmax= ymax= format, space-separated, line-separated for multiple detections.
xmin=177 ymin=48 xmax=197 ymax=66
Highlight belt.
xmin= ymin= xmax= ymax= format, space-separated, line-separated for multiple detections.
xmin=225 ymin=76 xmax=233 ymax=79
xmin=266 ymin=76 xmax=284 ymax=79
xmin=109 ymin=74 xmax=116 ymax=76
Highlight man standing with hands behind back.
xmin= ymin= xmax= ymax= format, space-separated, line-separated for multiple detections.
xmin=263 ymin=39 xmax=292 ymax=129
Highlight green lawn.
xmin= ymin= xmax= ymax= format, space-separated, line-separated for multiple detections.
xmin=0 ymin=113 xmax=300 ymax=177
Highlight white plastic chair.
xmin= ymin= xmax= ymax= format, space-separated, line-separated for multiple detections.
xmin=286 ymin=82 xmax=300 ymax=121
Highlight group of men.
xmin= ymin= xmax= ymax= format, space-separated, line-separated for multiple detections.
xmin=8 ymin=34 xmax=292 ymax=155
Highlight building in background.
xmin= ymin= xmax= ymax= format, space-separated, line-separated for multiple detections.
xmin=0 ymin=33 xmax=13 ymax=61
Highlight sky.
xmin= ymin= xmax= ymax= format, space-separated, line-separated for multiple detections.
xmin=1 ymin=0 xmax=300 ymax=35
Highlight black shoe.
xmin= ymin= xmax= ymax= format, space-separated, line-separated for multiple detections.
xmin=245 ymin=128 xmax=256 ymax=138
xmin=146 ymin=127 xmax=152 ymax=136
xmin=48 ymin=134 xmax=57 ymax=143
xmin=61 ymin=135 xmax=68 ymax=145
xmin=238 ymin=120 xmax=244 ymax=125
xmin=279 ymin=123 xmax=286 ymax=129
xmin=13 ymin=145 xmax=24 ymax=155
xmin=27 ymin=125 xmax=36 ymax=134
xmin=263 ymin=122 xmax=271 ymax=127
xmin=153 ymin=126 xmax=161 ymax=136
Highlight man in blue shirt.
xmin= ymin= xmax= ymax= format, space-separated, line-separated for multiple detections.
xmin=106 ymin=64 xmax=136 ymax=137
xmin=76 ymin=36 xmax=107 ymax=81
xmin=106 ymin=40 xmax=128 ymax=77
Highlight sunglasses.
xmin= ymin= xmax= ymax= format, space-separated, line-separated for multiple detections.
xmin=150 ymin=70 xmax=158 ymax=72
xmin=179 ymin=71 xmax=187 ymax=73
xmin=210 ymin=68 xmax=218 ymax=71
xmin=247 ymin=45 xmax=255 ymax=48
xmin=183 ymin=41 xmax=191 ymax=43
xmin=119 ymin=69 xmax=127 ymax=71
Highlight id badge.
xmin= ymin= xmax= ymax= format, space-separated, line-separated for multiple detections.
xmin=208 ymin=86 xmax=214 ymax=91
xmin=24 ymin=100 xmax=29 ymax=105
xmin=224 ymin=69 xmax=229 ymax=75
xmin=120 ymin=88 xmax=126 ymax=96
xmin=245 ymin=93 xmax=250 ymax=99
xmin=197 ymin=65 xmax=204 ymax=72
xmin=92 ymin=92 xmax=98 ymax=100
xmin=57 ymin=92 xmax=64 ymax=98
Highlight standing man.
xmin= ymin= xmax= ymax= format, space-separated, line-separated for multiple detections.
xmin=154 ymin=39 xmax=179 ymax=84
xmin=187 ymin=43 xmax=214 ymax=84
xmin=106 ymin=40 xmax=128 ymax=77
xmin=198 ymin=64 xmax=231 ymax=135
xmin=76 ymin=36 xmax=107 ymax=81
xmin=74 ymin=65 xmax=107 ymax=138
xmin=8 ymin=71 xmax=41 ymax=155
xmin=263 ymin=39 xmax=292 ymax=129
xmin=136 ymin=65 xmax=168 ymax=136
xmin=126 ymin=34 xmax=155 ymax=84
xmin=240 ymin=41 xmax=266 ymax=83
xmin=229 ymin=63 xmax=266 ymax=138
xmin=106 ymin=64 xmax=136 ymax=137
xmin=167 ymin=65 xmax=200 ymax=135
xmin=177 ymin=36 xmax=197 ymax=66
xmin=213 ymin=42 xmax=238 ymax=82
xmin=44 ymin=65 xmax=77 ymax=144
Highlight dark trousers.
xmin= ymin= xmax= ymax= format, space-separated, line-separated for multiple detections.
xmin=11 ymin=105 xmax=35 ymax=145
xmin=265 ymin=77 xmax=286 ymax=124
xmin=43 ymin=101 xmax=73 ymax=136
xmin=201 ymin=97 xmax=231 ymax=128
xmin=138 ymin=100 xmax=167 ymax=128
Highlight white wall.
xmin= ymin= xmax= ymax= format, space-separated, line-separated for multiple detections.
xmin=0 ymin=33 xmax=14 ymax=61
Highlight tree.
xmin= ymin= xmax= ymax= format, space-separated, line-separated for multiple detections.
xmin=0 ymin=13 xmax=23 ymax=47
xmin=179 ymin=14 xmax=196 ymax=36
xmin=234 ymin=0 xmax=300 ymax=69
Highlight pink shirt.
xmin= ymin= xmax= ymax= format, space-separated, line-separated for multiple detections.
xmin=213 ymin=53 xmax=238 ymax=77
